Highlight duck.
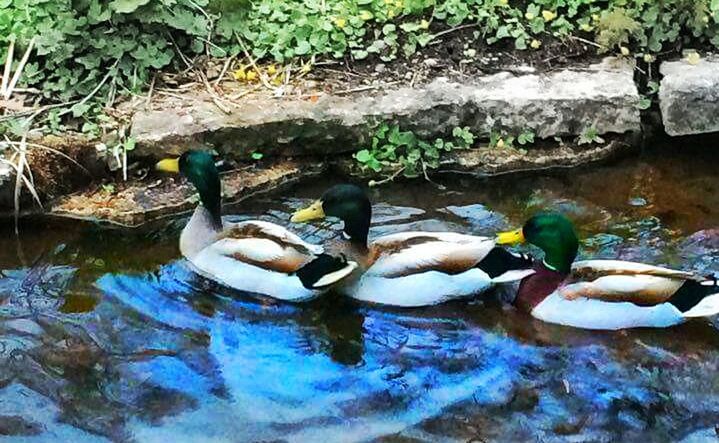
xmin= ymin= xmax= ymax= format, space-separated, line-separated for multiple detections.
xmin=155 ymin=150 xmax=357 ymax=301
xmin=496 ymin=212 xmax=719 ymax=330
xmin=290 ymin=184 xmax=535 ymax=307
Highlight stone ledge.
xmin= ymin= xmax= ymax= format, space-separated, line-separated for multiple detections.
xmin=49 ymin=139 xmax=631 ymax=226
xmin=659 ymin=56 xmax=719 ymax=136
xmin=442 ymin=139 xmax=632 ymax=176
xmin=49 ymin=160 xmax=323 ymax=227
xmin=131 ymin=57 xmax=641 ymax=159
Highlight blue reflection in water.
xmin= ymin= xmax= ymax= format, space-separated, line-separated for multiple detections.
xmin=96 ymin=261 xmax=544 ymax=441
xmin=95 ymin=252 xmax=719 ymax=441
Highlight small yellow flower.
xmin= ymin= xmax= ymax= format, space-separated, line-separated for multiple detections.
xmin=498 ymin=0 xmax=508 ymax=5
xmin=388 ymin=9 xmax=395 ymax=18
xmin=591 ymin=13 xmax=599 ymax=21
xmin=384 ymin=0 xmax=392 ymax=4
xmin=542 ymin=10 xmax=556 ymax=22
xmin=496 ymin=138 xmax=505 ymax=149
xmin=620 ymin=46 xmax=630 ymax=56
xmin=334 ymin=17 xmax=346 ymax=28
xmin=525 ymin=12 xmax=535 ymax=20
xmin=359 ymin=10 xmax=373 ymax=21
xmin=233 ymin=69 xmax=246 ymax=81
xmin=394 ymin=0 xmax=403 ymax=7
xmin=686 ymin=51 xmax=701 ymax=65
xmin=530 ymin=39 xmax=541 ymax=49
xmin=643 ymin=53 xmax=655 ymax=63
xmin=580 ymin=23 xmax=592 ymax=32
xmin=246 ymin=70 xmax=257 ymax=81
xmin=272 ymin=77 xmax=283 ymax=86
xmin=420 ymin=19 xmax=430 ymax=30
xmin=267 ymin=64 xmax=277 ymax=75
xmin=301 ymin=63 xmax=312 ymax=74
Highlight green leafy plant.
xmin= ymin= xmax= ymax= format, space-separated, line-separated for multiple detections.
xmin=636 ymin=80 xmax=660 ymax=110
xmin=5 ymin=0 xmax=719 ymax=140
xmin=1 ymin=0 xmax=210 ymax=103
xmin=578 ymin=126 xmax=605 ymax=145
xmin=355 ymin=123 xmax=476 ymax=181
xmin=111 ymin=133 xmax=136 ymax=180
xmin=517 ymin=129 xmax=535 ymax=145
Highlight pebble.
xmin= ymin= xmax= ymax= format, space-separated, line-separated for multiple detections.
xmin=629 ymin=197 xmax=648 ymax=207
xmin=4 ymin=319 xmax=44 ymax=336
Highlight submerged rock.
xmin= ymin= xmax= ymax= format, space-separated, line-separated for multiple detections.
xmin=0 ymin=414 xmax=43 ymax=436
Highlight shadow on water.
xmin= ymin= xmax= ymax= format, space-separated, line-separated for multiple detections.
xmin=1 ymin=144 xmax=719 ymax=441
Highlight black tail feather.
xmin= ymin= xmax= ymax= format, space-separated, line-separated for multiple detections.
xmin=668 ymin=279 xmax=719 ymax=312
xmin=476 ymin=247 xmax=534 ymax=278
xmin=295 ymin=254 xmax=350 ymax=289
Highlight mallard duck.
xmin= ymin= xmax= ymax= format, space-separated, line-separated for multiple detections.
xmin=496 ymin=212 xmax=719 ymax=330
xmin=290 ymin=184 xmax=535 ymax=307
xmin=155 ymin=151 xmax=357 ymax=301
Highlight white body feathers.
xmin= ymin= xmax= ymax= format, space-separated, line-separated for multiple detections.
xmin=181 ymin=209 xmax=355 ymax=301
xmin=342 ymin=231 xmax=530 ymax=307
xmin=529 ymin=259 xmax=719 ymax=330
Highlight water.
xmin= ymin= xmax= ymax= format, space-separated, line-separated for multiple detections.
xmin=1 ymin=146 xmax=719 ymax=442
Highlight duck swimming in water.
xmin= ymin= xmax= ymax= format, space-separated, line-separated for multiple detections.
xmin=496 ymin=212 xmax=719 ymax=330
xmin=291 ymin=184 xmax=535 ymax=307
xmin=156 ymin=151 xmax=357 ymax=301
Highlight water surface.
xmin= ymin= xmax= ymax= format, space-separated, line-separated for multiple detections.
xmin=1 ymin=146 xmax=719 ymax=442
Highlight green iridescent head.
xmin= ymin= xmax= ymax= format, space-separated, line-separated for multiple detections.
xmin=497 ymin=212 xmax=579 ymax=273
xmin=156 ymin=150 xmax=222 ymax=226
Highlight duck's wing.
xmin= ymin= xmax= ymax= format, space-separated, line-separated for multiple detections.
xmin=562 ymin=260 xmax=702 ymax=305
xmin=571 ymin=259 xmax=699 ymax=281
xmin=210 ymin=220 xmax=321 ymax=273
xmin=365 ymin=231 xmax=498 ymax=278
xmin=207 ymin=220 xmax=356 ymax=289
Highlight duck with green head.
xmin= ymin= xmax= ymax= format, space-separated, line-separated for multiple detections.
xmin=291 ymin=184 xmax=535 ymax=307
xmin=156 ymin=150 xmax=357 ymax=301
xmin=497 ymin=212 xmax=719 ymax=330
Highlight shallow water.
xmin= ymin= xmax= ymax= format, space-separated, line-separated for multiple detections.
xmin=1 ymin=146 xmax=719 ymax=442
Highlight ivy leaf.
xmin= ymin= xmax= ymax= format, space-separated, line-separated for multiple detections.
xmin=416 ymin=33 xmax=434 ymax=47
xmin=636 ymin=97 xmax=652 ymax=110
xmin=123 ymin=137 xmax=136 ymax=151
xmin=109 ymin=0 xmax=151 ymax=14
xmin=495 ymin=26 xmax=510 ymax=39
xmin=352 ymin=49 xmax=369 ymax=59
xmin=295 ymin=39 xmax=311 ymax=55
xmin=355 ymin=150 xmax=372 ymax=163
xmin=70 ymin=102 xmax=91 ymax=117
xmin=514 ymin=36 xmax=527 ymax=50
xmin=388 ymin=128 xmax=416 ymax=147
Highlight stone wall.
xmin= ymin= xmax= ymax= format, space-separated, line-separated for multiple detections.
xmin=2 ymin=55 xmax=718 ymax=224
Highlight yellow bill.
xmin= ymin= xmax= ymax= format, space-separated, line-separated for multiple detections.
xmin=496 ymin=228 xmax=525 ymax=245
xmin=291 ymin=200 xmax=325 ymax=223
xmin=155 ymin=158 xmax=180 ymax=173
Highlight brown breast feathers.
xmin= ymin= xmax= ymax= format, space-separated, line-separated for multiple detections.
xmin=515 ymin=263 xmax=566 ymax=312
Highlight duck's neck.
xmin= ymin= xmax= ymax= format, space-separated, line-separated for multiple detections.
xmin=183 ymin=176 xmax=223 ymax=257
xmin=543 ymin=253 xmax=574 ymax=275
xmin=540 ymin=239 xmax=577 ymax=275
xmin=342 ymin=211 xmax=370 ymax=247
xmin=197 ymin=185 xmax=222 ymax=231
xmin=180 ymin=205 xmax=223 ymax=258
